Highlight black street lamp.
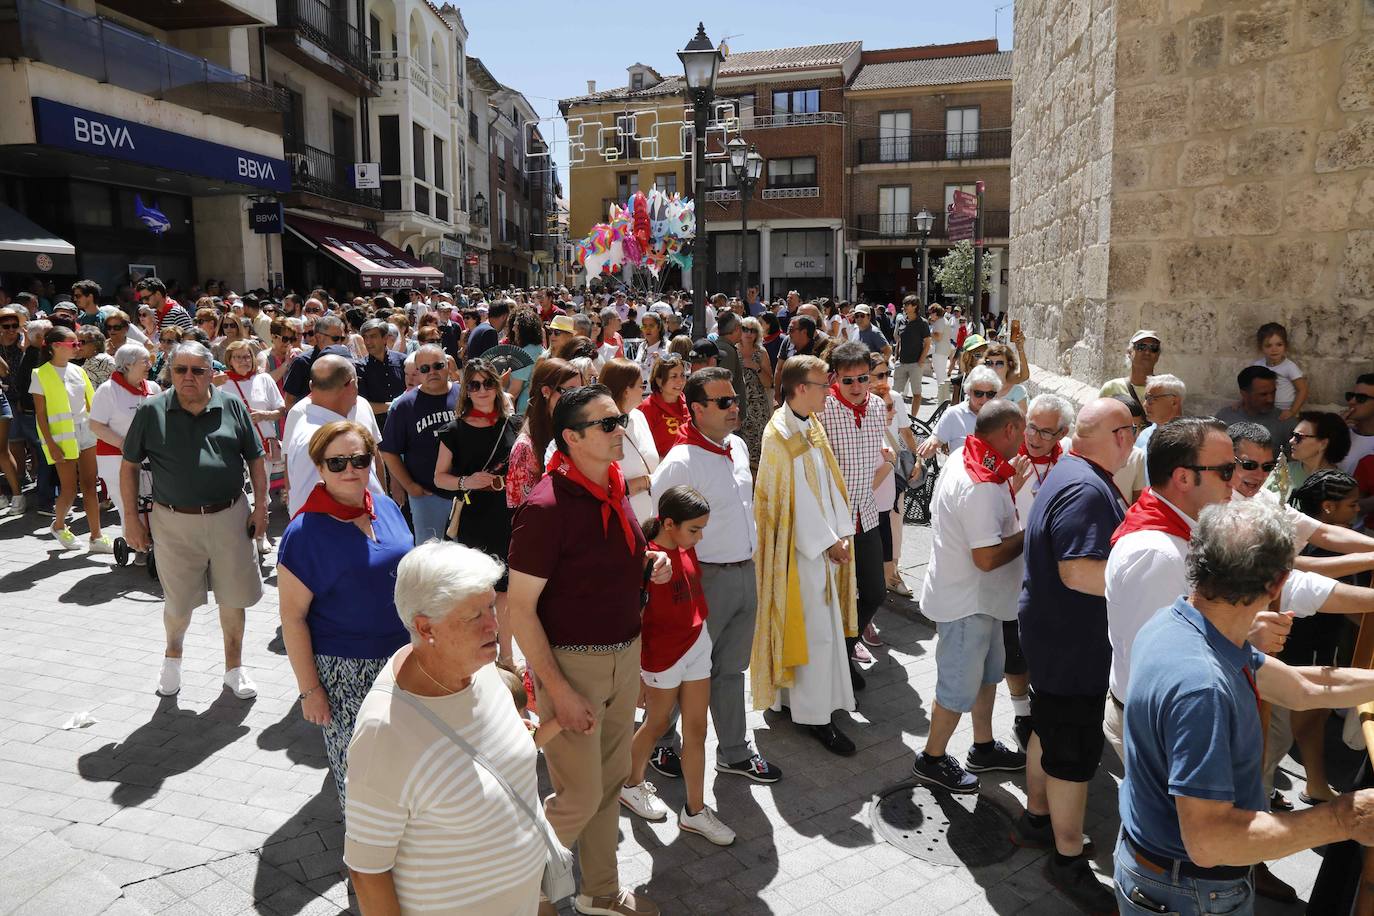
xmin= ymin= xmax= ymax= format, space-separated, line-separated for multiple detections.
xmin=679 ymin=22 xmax=723 ymax=335
xmin=913 ymin=208 xmax=934 ymax=307
xmin=727 ymin=136 xmax=763 ymax=305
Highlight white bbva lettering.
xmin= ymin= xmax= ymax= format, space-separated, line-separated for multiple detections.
xmin=72 ymin=117 xmax=134 ymax=150
xmin=238 ymin=157 xmax=276 ymax=180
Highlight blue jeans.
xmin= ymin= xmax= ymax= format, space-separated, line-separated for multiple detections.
xmin=408 ymin=492 xmax=452 ymax=546
xmin=1114 ymin=834 xmax=1254 ymax=916
xmin=12 ymin=411 xmax=55 ymax=508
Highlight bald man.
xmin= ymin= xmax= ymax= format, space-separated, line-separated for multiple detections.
xmin=1013 ymin=398 xmax=1134 ymax=912
xmin=283 ymin=355 xmax=384 ymax=516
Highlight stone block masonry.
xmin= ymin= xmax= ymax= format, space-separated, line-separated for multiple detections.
xmin=1011 ymin=0 xmax=1374 ymax=409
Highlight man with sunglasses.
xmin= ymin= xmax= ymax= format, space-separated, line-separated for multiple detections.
xmin=139 ymin=278 xmax=192 ymax=333
xmin=1217 ymin=365 xmax=1296 ymax=453
xmin=1099 ymin=329 xmax=1161 ymax=409
xmin=916 ymin=364 xmax=1002 ymax=460
xmin=1340 ymin=373 xmax=1374 ymax=475
xmin=379 ymin=344 xmax=460 ymax=545
xmin=120 ymin=342 xmax=265 ymax=701
xmin=820 ymin=343 xmax=890 ymax=691
xmin=281 ymin=315 xmax=350 ymax=409
xmin=647 ymin=368 xmax=781 ymax=784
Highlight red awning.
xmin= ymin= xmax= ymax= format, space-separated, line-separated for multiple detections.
xmin=285 ymin=215 xmax=444 ymax=290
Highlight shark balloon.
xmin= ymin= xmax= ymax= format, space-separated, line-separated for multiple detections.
xmin=134 ymin=195 xmax=171 ymax=235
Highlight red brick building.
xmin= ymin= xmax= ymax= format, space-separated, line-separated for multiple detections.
xmin=844 ymin=42 xmax=1012 ymax=309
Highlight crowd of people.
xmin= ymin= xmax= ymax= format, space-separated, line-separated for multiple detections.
xmin=7 ymin=276 xmax=1374 ymax=915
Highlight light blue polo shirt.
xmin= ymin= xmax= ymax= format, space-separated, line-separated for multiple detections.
xmin=1120 ymin=596 xmax=1267 ymax=861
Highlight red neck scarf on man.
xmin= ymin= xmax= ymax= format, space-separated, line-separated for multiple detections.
xmin=293 ymin=482 xmax=375 ymax=521
xmin=111 ymin=371 xmax=150 ymax=397
xmin=963 ymin=433 xmax=1015 ymax=485
xmin=547 ymin=450 xmax=637 ymax=551
xmin=1018 ymin=440 xmax=1062 ymax=466
xmin=677 ymin=422 xmax=730 ymax=459
xmin=225 ymin=369 xmax=254 ymax=383
xmin=829 ymin=385 xmax=868 ymax=427
xmin=1110 ymin=487 xmax=1192 ymax=545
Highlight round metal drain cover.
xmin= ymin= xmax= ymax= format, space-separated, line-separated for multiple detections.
xmin=870 ymin=782 xmax=1016 ymax=866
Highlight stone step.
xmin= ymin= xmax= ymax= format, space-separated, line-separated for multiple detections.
xmin=0 ymin=825 xmax=151 ymax=916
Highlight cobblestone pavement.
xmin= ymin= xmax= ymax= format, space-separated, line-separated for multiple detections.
xmin=0 ymin=396 xmax=1328 ymax=914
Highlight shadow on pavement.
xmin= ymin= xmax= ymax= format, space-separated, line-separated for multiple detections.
xmin=253 ymin=780 xmax=353 ymax=915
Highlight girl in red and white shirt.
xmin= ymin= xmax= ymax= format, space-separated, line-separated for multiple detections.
xmin=620 ymin=486 xmax=736 ymax=845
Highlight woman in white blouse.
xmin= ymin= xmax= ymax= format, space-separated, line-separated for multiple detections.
xmin=601 ymin=357 xmax=660 ymax=522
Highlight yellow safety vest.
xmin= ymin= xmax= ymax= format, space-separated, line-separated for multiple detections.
xmin=34 ymin=362 xmax=94 ymax=464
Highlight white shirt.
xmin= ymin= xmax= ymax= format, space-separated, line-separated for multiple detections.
xmin=284 ymin=399 xmax=384 ymax=516
xmin=934 ymin=401 xmax=977 ymax=452
xmin=1113 ymin=445 xmax=1147 ymax=501
xmin=1250 ymin=357 xmax=1304 ymax=410
xmin=29 ymin=363 xmax=91 ymax=426
xmin=930 ymin=316 xmax=955 ymax=354
xmin=90 ymin=377 xmax=162 ymax=440
xmin=220 ymin=372 xmax=285 ymax=442
xmin=920 ymin=444 xmax=1023 ymax=623
xmin=651 ymin=430 xmax=756 ymax=563
xmin=1343 ymin=431 xmax=1374 ymax=475
xmin=875 ymin=391 xmax=910 ymax=511
xmin=620 ymin=410 xmax=660 ymax=523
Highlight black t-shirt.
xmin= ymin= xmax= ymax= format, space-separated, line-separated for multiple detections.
xmin=895 ymin=315 xmax=931 ymax=364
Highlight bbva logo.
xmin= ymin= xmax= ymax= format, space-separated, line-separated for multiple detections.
xmin=72 ymin=116 xmax=134 ymax=150
xmin=238 ymin=157 xmax=277 ymax=180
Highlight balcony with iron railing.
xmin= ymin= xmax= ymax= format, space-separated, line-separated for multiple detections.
xmin=501 ymin=219 xmax=526 ymax=250
xmin=2 ymin=0 xmax=288 ymax=133
xmin=284 ymin=141 xmax=381 ymax=210
xmin=854 ymin=129 xmax=1012 ymax=166
xmin=271 ymin=0 xmax=374 ymax=86
xmin=371 ymin=50 xmax=448 ymax=108
xmin=852 ymin=209 xmax=1011 ymax=242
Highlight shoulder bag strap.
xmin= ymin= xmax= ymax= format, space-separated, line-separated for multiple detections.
xmin=373 ymin=684 xmax=563 ymax=861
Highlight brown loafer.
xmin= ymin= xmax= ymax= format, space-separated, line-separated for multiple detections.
xmin=573 ymin=888 xmax=659 ymax=915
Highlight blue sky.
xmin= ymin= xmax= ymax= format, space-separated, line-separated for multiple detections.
xmin=457 ymin=0 xmax=1015 ymax=188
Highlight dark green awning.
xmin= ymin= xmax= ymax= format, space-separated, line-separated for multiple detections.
xmin=0 ymin=205 xmax=76 ymax=275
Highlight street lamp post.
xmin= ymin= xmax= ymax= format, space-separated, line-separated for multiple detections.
xmin=727 ymin=137 xmax=763 ymax=306
xmin=679 ymin=22 xmax=723 ymax=335
xmin=913 ymin=208 xmax=934 ymax=308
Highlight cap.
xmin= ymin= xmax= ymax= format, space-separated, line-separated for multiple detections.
xmin=1129 ymin=329 xmax=1161 ymax=345
xmin=689 ymin=338 xmax=719 ymax=361
xmin=53 ymin=300 xmax=77 ymax=313
xmin=961 ymin=333 xmax=988 ymax=353
xmin=549 ymin=314 xmax=577 ymax=333
xmin=853 ymin=304 xmax=872 ymax=315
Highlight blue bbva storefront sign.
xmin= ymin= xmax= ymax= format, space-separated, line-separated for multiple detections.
xmin=31 ymin=98 xmax=291 ymax=193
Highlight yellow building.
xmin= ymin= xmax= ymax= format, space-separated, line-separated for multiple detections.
xmin=559 ymin=64 xmax=691 ymax=242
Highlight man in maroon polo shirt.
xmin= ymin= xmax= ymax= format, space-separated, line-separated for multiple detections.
xmin=508 ymin=384 xmax=671 ymax=916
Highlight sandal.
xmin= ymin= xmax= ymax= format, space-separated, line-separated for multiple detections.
xmin=1298 ymin=791 xmax=1333 ymax=806
xmin=1270 ymin=789 xmax=1293 ymax=811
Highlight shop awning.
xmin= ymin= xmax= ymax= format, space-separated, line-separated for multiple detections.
xmin=0 ymin=206 xmax=76 ymax=275
xmin=285 ymin=216 xmax=444 ymax=290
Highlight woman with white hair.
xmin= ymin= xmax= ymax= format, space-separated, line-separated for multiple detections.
xmin=276 ymin=421 xmax=412 ymax=811
xmin=89 ymin=343 xmax=161 ymax=563
xmin=344 ymin=540 xmax=548 ymax=915
xmin=220 ymin=339 xmax=287 ymax=551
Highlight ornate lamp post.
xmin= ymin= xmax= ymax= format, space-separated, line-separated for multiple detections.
xmin=727 ymin=136 xmax=763 ymax=305
xmin=913 ymin=208 xmax=934 ymax=307
xmin=679 ymin=22 xmax=723 ymax=334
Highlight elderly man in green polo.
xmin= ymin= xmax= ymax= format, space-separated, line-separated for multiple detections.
xmin=121 ymin=341 xmax=267 ymax=700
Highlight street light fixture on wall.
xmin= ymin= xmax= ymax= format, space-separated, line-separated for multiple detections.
xmin=679 ymin=21 xmax=723 ymax=335
xmin=727 ymin=136 xmax=763 ymax=305
xmin=913 ymin=208 xmax=934 ymax=307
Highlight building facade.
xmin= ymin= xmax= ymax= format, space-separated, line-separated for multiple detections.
xmin=0 ymin=0 xmax=289 ymax=296
xmin=845 ymin=41 xmax=1012 ymax=311
xmin=486 ymin=83 xmax=539 ymax=287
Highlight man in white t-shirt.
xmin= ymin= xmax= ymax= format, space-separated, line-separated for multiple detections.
xmin=914 ymin=400 xmax=1029 ymax=794
xmin=916 ymin=365 xmax=1000 ymax=461
xmin=1342 ymin=373 xmax=1374 ymax=475
xmin=283 ymin=355 xmax=383 ymax=516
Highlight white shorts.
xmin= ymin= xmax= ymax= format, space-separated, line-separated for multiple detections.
xmin=641 ymin=627 xmax=712 ymax=690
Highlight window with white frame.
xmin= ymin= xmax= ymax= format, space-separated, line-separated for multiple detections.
xmin=878 ymin=186 xmax=910 ymax=236
xmin=879 ymin=111 xmax=911 ymax=162
xmin=946 ymin=107 xmax=980 ymax=158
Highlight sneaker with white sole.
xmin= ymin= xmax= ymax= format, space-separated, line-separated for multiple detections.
xmin=618 ymin=781 xmax=668 ymax=821
xmin=88 ymin=535 xmax=114 ymax=555
xmin=573 ymin=887 xmax=658 ymax=916
xmin=52 ymin=527 xmax=78 ymax=549
xmin=0 ymin=495 xmax=10 ymax=512
xmin=157 ymin=657 xmax=182 ymax=696
xmin=9 ymin=495 xmax=26 ymax=514
xmin=223 ymin=667 xmax=258 ymax=699
xmin=132 ymin=550 xmax=147 ymax=567
xmin=678 ymin=805 xmax=735 ymax=846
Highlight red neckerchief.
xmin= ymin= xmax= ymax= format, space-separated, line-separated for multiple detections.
xmin=963 ymin=434 xmax=1015 ymax=485
xmin=1019 ymin=440 xmax=1062 ymax=488
xmin=111 ymin=371 xmax=150 ymax=397
xmin=677 ymin=422 xmax=731 ymax=459
xmin=649 ymin=392 xmax=689 ymax=422
xmin=1111 ymin=487 xmax=1192 ymax=545
xmin=293 ymin=482 xmax=375 ymax=521
xmin=465 ymin=407 xmax=500 ymax=422
xmin=547 ymin=451 xmax=637 ymax=550
xmin=225 ymin=369 xmax=254 ymax=383
xmin=829 ymin=386 xmax=869 ymax=427
xmin=764 ymin=332 xmax=781 ymax=344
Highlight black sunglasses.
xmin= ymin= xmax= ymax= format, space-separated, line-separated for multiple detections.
xmin=327 ymin=334 xmax=344 ymax=343
xmin=1133 ymin=342 xmax=1161 ymax=353
xmin=969 ymin=388 xmax=998 ymax=399
xmin=839 ymin=374 xmax=870 ymax=386
xmin=417 ymin=361 xmax=446 ymax=375
xmin=1347 ymin=392 xmax=1373 ymax=404
xmin=693 ymin=395 xmax=737 ymax=410
xmin=569 ymin=413 xmax=630 ymax=434
xmin=1291 ymin=432 xmax=1315 ymax=443
xmin=1185 ymin=462 xmax=1237 ymax=481
xmin=1235 ymin=457 xmax=1278 ymax=473
xmin=171 ymin=365 xmax=209 ymax=376
xmin=1111 ymin=423 xmax=1142 ymax=436
xmin=277 ymin=334 xmax=299 ymax=343
xmin=105 ymin=323 xmax=127 ymax=331
xmin=0 ymin=322 xmax=18 ymax=330
xmin=323 ymin=453 xmax=373 ymax=473
xmin=468 ymin=377 xmax=500 ymax=391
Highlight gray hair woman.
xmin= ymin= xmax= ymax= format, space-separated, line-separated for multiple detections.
xmin=88 ymin=344 xmax=162 ymax=562
xmin=77 ymin=326 xmax=115 ymax=387
xmin=344 ymin=542 xmax=549 ymax=915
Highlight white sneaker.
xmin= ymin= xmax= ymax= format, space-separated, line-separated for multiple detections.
xmin=88 ymin=535 xmax=114 ymax=555
xmin=0 ymin=494 xmax=10 ymax=511
xmin=678 ymin=805 xmax=736 ymax=846
xmin=9 ymin=495 xmax=25 ymax=514
xmin=157 ymin=657 xmax=182 ymax=696
xmin=223 ymin=667 xmax=257 ymax=699
xmin=618 ymin=781 xmax=668 ymax=821
xmin=256 ymin=536 xmax=270 ymax=556
xmin=52 ymin=527 xmax=78 ymax=549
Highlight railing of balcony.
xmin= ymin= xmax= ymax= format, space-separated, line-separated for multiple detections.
xmin=745 ymin=111 xmax=843 ymax=129
xmin=9 ymin=0 xmax=288 ymax=133
xmin=284 ymin=141 xmax=381 ymax=209
xmin=502 ymin=219 xmax=521 ymax=246
xmin=768 ymin=173 xmax=819 ymax=189
xmin=852 ymin=209 xmax=1011 ymax=241
xmin=854 ymin=129 xmax=1012 ymax=165
xmin=274 ymin=0 xmax=373 ymax=79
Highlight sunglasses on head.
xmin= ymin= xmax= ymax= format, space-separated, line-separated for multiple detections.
xmin=323 ymin=453 xmax=372 ymax=472
xmin=1235 ymin=457 xmax=1278 ymax=473
xmin=1347 ymin=392 xmax=1373 ymax=404
xmin=1185 ymin=462 xmax=1237 ymax=481
xmin=839 ymin=374 xmax=870 ymax=385
xmin=695 ymin=395 xmax=737 ymax=410
xmin=969 ymin=388 xmax=998 ymax=399
xmin=172 ymin=365 xmax=208 ymax=376
xmin=417 ymin=361 xmax=446 ymax=375
xmin=1133 ymin=342 xmax=1161 ymax=354
xmin=468 ymin=377 xmax=500 ymax=391
xmin=569 ymin=413 xmax=630 ymax=434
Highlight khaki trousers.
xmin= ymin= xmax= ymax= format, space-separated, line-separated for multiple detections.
xmin=540 ymin=640 xmax=640 ymax=898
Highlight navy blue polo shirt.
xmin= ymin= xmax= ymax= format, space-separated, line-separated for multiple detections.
xmin=1018 ymin=455 xmax=1126 ymax=695
xmin=1120 ymin=597 xmax=1267 ymax=861
xmin=357 ymin=349 xmax=406 ymax=408
xmin=282 ymin=344 xmax=353 ymax=400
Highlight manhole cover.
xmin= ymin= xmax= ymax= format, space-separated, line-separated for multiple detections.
xmin=870 ymin=782 xmax=1016 ymax=866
